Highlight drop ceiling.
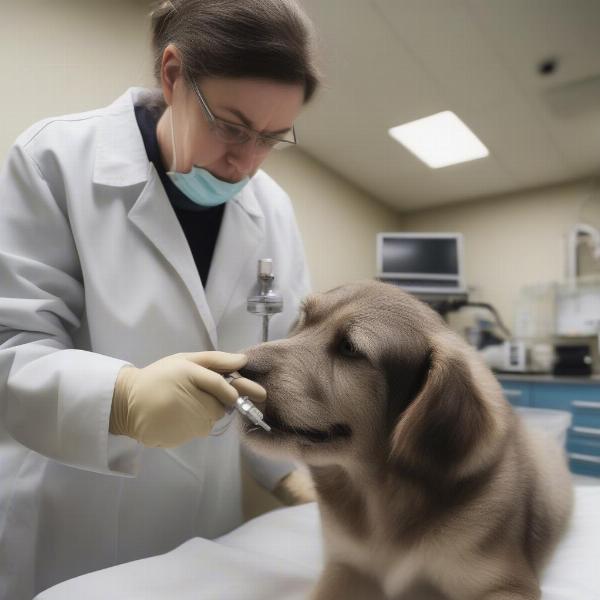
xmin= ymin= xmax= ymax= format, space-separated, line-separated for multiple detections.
xmin=296 ymin=0 xmax=600 ymax=211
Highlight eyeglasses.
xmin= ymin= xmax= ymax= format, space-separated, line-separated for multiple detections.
xmin=190 ymin=80 xmax=297 ymax=151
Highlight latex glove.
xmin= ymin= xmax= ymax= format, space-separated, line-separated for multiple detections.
xmin=273 ymin=469 xmax=317 ymax=506
xmin=109 ymin=351 xmax=266 ymax=447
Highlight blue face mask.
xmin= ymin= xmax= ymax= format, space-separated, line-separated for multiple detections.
xmin=166 ymin=107 xmax=250 ymax=207
xmin=167 ymin=167 xmax=249 ymax=207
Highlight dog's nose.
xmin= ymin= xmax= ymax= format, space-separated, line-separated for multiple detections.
xmin=238 ymin=365 xmax=261 ymax=381
xmin=238 ymin=366 xmax=251 ymax=379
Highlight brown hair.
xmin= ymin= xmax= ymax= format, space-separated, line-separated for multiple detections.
xmin=150 ymin=0 xmax=320 ymax=104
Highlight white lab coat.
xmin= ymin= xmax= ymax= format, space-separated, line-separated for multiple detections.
xmin=0 ymin=88 xmax=310 ymax=600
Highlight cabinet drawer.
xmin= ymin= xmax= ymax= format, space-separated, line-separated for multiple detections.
xmin=571 ymin=399 xmax=600 ymax=429
xmin=570 ymin=425 xmax=600 ymax=441
xmin=567 ymin=430 xmax=600 ymax=476
xmin=500 ymin=382 xmax=531 ymax=407
xmin=567 ymin=431 xmax=600 ymax=457
xmin=532 ymin=383 xmax=600 ymax=412
xmin=568 ymin=452 xmax=600 ymax=478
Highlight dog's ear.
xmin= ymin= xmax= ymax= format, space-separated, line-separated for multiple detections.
xmin=389 ymin=338 xmax=493 ymax=477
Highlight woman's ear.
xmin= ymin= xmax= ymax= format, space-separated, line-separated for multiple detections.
xmin=160 ymin=43 xmax=183 ymax=106
xmin=389 ymin=339 xmax=492 ymax=478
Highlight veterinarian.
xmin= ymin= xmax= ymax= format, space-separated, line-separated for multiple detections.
xmin=0 ymin=1 xmax=319 ymax=597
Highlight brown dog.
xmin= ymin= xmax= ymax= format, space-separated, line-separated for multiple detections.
xmin=241 ymin=280 xmax=573 ymax=600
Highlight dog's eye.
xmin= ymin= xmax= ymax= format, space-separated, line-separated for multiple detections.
xmin=338 ymin=337 xmax=363 ymax=358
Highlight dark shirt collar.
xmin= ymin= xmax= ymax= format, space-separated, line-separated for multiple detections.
xmin=134 ymin=103 xmax=218 ymax=213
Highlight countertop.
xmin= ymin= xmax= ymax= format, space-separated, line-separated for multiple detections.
xmin=495 ymin=372 xmax=600 ymax=385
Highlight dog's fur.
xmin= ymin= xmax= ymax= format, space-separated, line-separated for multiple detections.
xmin=241 ymin=281 xmax=573 ymax=600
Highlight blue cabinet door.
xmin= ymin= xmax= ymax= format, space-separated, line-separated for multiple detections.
xmin=570 ymin=399 xmax=600 ymax=430
xmin=499 ymin=381 xmax=531 ymax=407
xmin=532 ymin=383 xmax=600 ymax=478
xmin=532 ymin=383 xmax=600 ymax=412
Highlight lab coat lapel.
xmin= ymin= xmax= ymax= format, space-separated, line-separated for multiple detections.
xmin=128 ymin=168 xmax=218 ymax=349
xmin=206 ymin=185 xmax=264 ymax=330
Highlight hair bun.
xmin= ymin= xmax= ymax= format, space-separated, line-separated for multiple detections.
xmin=150 ymin=1 xmax=176 ymax=24
xmin=150 ymin=0 xmax=179 ymax=45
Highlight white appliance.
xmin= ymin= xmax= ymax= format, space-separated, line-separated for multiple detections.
xmin=502 ymin=340 xmax=528 ymax=372
xmin=480 ymin=340 xmax=555 ymax=374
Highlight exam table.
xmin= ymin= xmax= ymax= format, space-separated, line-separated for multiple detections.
xmin=37 ymin=487 xmax=600 ymax=600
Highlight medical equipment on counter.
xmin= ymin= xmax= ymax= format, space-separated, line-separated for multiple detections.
xmin=482 ymin=340 xmax=555 ymax=374
xmin=513 ymin=282 xmax=557 ymax=340
xmin=555 ymin=281 xmax=600 ymax=337
xmin=553 ymin=345 xmax=593 ymax=377
xmin=566 ymin=223 xmax=600 ymax=289
xmin=502 ymin=340 xmax=527 ymax=372
xmin=223 ymin=373 xmax=271 ymax=432
xmin=247 ymin=258 xmax=284 ymax=343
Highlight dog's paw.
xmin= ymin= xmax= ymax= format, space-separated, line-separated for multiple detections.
xmin=273 ymin=468 xmax=317 ymax=505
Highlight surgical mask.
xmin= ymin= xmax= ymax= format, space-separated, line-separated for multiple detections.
xmin=166 ymin=106 xmax=249 ymax=207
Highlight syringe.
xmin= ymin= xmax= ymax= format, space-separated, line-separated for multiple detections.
xmin=223 ymin=373 xmax=271 ymax=432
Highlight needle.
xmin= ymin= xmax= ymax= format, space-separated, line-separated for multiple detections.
xmin=223 ymin=373 xmax=271 ymax=433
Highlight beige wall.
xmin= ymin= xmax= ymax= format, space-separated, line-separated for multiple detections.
xmin=263 ymin=148 xmax=404 ymax=292
xmin=400 ymin=179 xmax=598 ymax=332
xmin=1 ymin=0 xmax=154 ymax=163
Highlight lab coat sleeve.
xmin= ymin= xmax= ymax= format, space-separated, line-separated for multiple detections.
xmin=0 ymin=141 xmax=141 ymax=476
xmin=241 ymin=188 xmax=312 ymax=491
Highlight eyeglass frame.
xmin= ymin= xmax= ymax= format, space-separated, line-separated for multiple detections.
xmin=189 ymin=79 xmax=297 ymax=150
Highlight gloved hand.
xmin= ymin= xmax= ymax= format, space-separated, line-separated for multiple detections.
xmin=109 ymin=351 xmax=266 ymax=447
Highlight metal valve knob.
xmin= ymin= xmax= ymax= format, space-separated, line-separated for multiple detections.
xmin=247 ymin=259 xmax=283 ymax=341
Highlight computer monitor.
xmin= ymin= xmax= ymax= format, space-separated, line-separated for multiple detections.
xmin=376 ymin=232 xmax=467 ymax=296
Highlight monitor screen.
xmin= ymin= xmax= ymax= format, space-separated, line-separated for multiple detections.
xmin=377 ymin=233 xmax=466 ymax=295
xmin=381 ymin=237 xmax=458 ymax=275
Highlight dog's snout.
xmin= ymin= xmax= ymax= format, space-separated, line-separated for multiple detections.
xmin=238 ymin=355 xmax=275 ymax=383
xmin=238 ymin=365 xmax=264 ymax=382
xmin=240 ymin=341 xmax=288 ymax=381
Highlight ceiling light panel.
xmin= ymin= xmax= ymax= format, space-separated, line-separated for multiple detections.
xmin=388 ymin=111 xmax=489 ymax=168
